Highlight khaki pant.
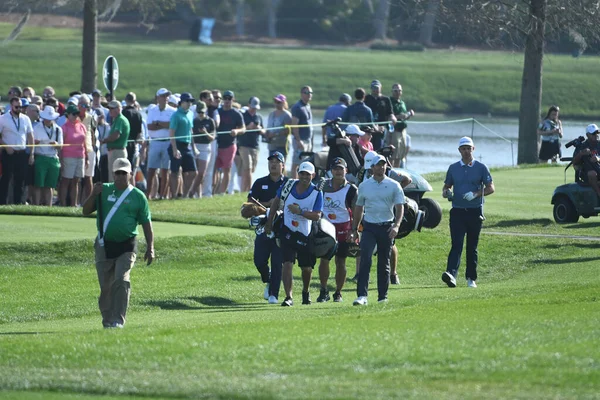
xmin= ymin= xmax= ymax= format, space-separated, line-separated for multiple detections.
xmin=388 ymin=128 xmax=408 ymax=162
xmin=95 ymin=239 xmax=136 ymax=327
xmin=107 ymin=148 xmax=128 ymax=182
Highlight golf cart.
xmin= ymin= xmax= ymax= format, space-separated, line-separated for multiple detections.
xmin=552 ymin=155 xmax=600 ymax=223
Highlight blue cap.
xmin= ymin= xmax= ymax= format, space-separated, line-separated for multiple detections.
xmin=268 ymin=151 xmax=285 ymax=163
xmin=180 ymin=92 xmax=196 ymax=103
xmin=20 ymin=98 xmax=30 ymax=107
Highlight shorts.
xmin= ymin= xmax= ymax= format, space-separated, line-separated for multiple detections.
xmin=281 ymin=240 xmax=316 ymax=268
xmin=238 ymin=146 xmax=258 ymax=173
xmin=168 ymin=141 xmax=197 ymax=174
xmin=388 ymin=128 xmax=407 ymax=161
xmin=61 ymin=157 xmax=84 ymax=179
xmin=334 ymin=241 xmax=350 ymax=258
xmin=194 ymin=143 xmax=211 ymax=161
xmin=147 ymin=140 xmax=171 ymax=170
xmin=34 ymin=155 xmax=60 ymax=188
xmin=85 ymin=150 xmax=96 ymax=177
xmin=292 ymin=139 xmax=312 ymax=164
xmin=215 ymin=144 xmax=237 ymax=170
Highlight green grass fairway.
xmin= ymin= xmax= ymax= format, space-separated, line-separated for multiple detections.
xmin=0 ymin=215 xmax=239 ymax=243
xmin=1 ymin=23 xmax=600 ymax=116
xmin=1 ymin=166 xmax=599 ymax=399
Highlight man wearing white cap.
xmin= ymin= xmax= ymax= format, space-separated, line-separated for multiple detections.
xmin=265 ymin=161 xmax=323 ymax=306
xmin=349 ymin=154 xmax=405 ymax=305
xmin=441 ymin=136 xmax=494 ymax=289
xmin=146 ymin=88 xmax=175 ymax=200
xmin=82 ymin=157 xmax=154 ymax=329
xmin=32 ymin=106 xmax=63 ymax=206
xmin=573 ymin=124 xmax=600 ymax=198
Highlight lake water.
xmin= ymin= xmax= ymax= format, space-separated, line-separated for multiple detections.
xmin=244 ymin=110 xmax=592 ymax=185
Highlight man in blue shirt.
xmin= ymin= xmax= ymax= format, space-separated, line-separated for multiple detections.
xmin=342 ymin=88 xmax=374 ymax=131
xmin=290 ymin=86 xmax=313 ymax=179
xmin=248 ymin=151 xmax=288 ymax=304
xmin=321 ymin=93 xmax=350 ymax=146
xmin=442 ymin=136 xmax=495 ymax=288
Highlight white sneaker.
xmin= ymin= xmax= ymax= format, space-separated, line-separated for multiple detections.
xmin=442 ymin=272 xmax=457 ymax=288
xmin=353 ymin=296 xmax=368 ymax=306
xmin=268 ymin=295 xmax=278 ymax=304
xmin=263 ymin=283 xmax=270 ymax=300
xmin=467 ymin=279 xmax=477 ymax=288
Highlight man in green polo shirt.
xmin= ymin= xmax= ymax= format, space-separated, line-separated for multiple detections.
xmin=82 ymin=157 xmax=154 ymax=329
xmin=389 ymin=83 xmax=415 ymax=168
xmin=99 ymin=100 xmax=131 ymax=182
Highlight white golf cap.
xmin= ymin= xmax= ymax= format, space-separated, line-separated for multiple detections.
xmin=168 ymin=94 xmax=179 ymax=104
xmin=586 ymin=124 xmax=599 ymax=134
xmin=156 ymin=88 xmax=170 ymax=96
xmin=458 ymin=136 xmax=474 ymax=147
xmin=67 ymin=96 xmax=79 ymax=106
xmin=345 ymin=124 xmax=364 ymax=136
xmin=364 ymin=150 xmax=378 ymax=169
xmin=298 ymin=161 xmax=315 ymax=174
xmin=112 ymin=157 xmax=132 ymax=173
xmin=370 ymin=154 xmax=387 ymax=167
xmin=39 ymin=105 xmax=59 ymax=121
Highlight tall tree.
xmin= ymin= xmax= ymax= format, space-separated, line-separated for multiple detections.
xmin=267 ymin=0 xmax=281 ymax=38
xmin=419 ymin=0 xmax=439 ymax=46
xmin=236 ymin=0 xmax=245 ymax=37
xmin=373 ymin=0 xmax=391 ymax=40
xmin=81 ymin=0 xmax=97 ymax=93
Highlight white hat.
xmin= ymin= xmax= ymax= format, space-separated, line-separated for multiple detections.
xmin=156 ymin=88 xmax=170 ymax=96
xmin=67 ymin=96 xmax=79 ymax=106
xmin=168 ymin=94 xmax=179 ymax=105
xmin=298 ymin=161 xmax=315 ymax=174
xmin=458 ymin=136 xmax=474 ymax=147
xmin=112 ymin=157 xmax=132 ymax=173
xmin=364 ymin=150 xmax=378 ymax=169
xmin=586 ymin=124 xmax=599 ymax=135
xmin=39 ymin=105 xmax=59 ymax=121
xmin=370 ymin=154 xmax=387 ymax=167
xmin=345 ymin=124 xmax=364 ymax=136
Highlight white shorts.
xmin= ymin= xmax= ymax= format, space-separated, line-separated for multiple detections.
xmin=62 ymin=157 xmax=85 ymax=179
xmin=194 ymin=143 xmax=212 ymax=162
xmin=85 ymin=150 xmax=96 ymax=177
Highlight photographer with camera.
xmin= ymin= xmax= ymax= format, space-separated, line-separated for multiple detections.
xmin=572 ymin=124 xmax=600 ymax=198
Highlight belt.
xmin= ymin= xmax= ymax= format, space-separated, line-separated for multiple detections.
xmin=150 ymin=138 xmax=170 ymax=142
xmin=364 ymin=220 xmax=393 ymax=226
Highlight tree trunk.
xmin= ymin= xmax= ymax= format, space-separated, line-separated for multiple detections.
xmin=267 ymin=0 xmax=281 ymax=38
xmin=419 ymin=0 xmax=440 ymax=46
xmin=517 ymin=0 xmax=546 ymax=164
xmin=236 ymin=0 xmax=245 ymax=37
xmin=81 ymin=0 xmax=97 ymax=93
xmin=373 ymin=0 xmax=390 ymax=40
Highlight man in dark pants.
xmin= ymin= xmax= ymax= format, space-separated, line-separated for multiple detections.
xmin=248 ymin=151 xmax=288 ymax=304
xmin=0 ymin=97 xmax=34 ymax=204
xmin=442 ymin=136 xmax=495 ymax=288
xmin=350 ymin=155 xmax=405 ymax=305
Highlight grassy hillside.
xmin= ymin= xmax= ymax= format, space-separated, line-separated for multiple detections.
xmin=1 ymin=23 xmax=599 ymax=117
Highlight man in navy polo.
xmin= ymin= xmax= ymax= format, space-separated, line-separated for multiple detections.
xmin=248 ymin=151 xmax=288 ymax=304
xmin=442 ymin=136 xmax=495 ymax=288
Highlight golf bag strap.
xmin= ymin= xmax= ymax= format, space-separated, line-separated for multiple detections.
xmin=278 ymin=179 xmax=297 ymax=211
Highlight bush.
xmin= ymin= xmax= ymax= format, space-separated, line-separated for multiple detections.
xmin=370 ymin=41 xmax=425 ymax=52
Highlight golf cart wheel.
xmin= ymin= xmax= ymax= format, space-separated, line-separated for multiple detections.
xmin=553 ymin=197 xmax=579 ymax=224
xmin=419 ymin=198 xmax=442 ymax=229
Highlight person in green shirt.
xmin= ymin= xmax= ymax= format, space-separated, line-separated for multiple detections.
xmin=99 ymin=100 xmax=131 ymax=182
xmin=389 ymin=83 xmax=415 ymax=168
xmin=83 ymin=157 xmax=154 ymax=329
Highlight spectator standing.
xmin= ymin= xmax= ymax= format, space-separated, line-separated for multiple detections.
xmin=0 ymin=96 xmax=34 ymax=204
xmin=32 ymin=106 xmax=63 ymax=206
xmin=342 ymin=88 xmax=374 ymax=130
xmin=266 ymin=94 xmax=292 ymax=160
xmin=537 ymin=105 xmax=563 ymax=163
xmin=239 ymin=97 xmax=265 ymax=192
xmin=317 ymin=158 xmax=358 ymax=303
xmin=364 ymin=80 xmax=396 ymax=150
xmin=100 ymin=101 xmax=130 ymax=183
xmin=264 ymin=161 xmax=323 ymax=307
xmin=82 ymin=158 xmax=154 ymax=329
xmin=350 ymin=154 xmax=405 ymax=305
xmin=213 ymin=90 xmax=245 ymax=195
xmin=91 ymin=89 xmax=109 ymax=121
xmin=168 ymin=92 xmax=197 ymax=198
xmin=389 ymin=83 xmax=415 ymax=168
xmin=59 ymin=104 xmax=87 ymax=207
xmin=248 ymin=151 xmax=288 ymax=304
xmin=146 ymin=88 xmax=175 ymax=199
xmin=322 ymin=93 xmax=351 ymax=146
xmin=77 ymin=94 xmax=98 ymax=202
xmin=442 ymin=136 xmax=495 ymax=289
xmin=56 ymin=97 xmax=80 ymax=127
xmin=95 ymin=110 xmax=110 ymax=183
xmin=42 ymin=86 xmax=65 ymax=115
xmin=122 ymin=92 xmax=144 ymax=185
xmin=290 ymin=86 xmax=313 ymax=179
xmin=189 ymin=101 xmax=216 ymax=198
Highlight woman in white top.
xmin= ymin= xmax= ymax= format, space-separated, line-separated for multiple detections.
xmin=32 ymin=106 xmax=63 ymax=206
xmin=537 ymin=105 xmax=563 ymax=163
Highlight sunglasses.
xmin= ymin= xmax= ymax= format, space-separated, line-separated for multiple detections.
xmin=79 ymin=104 xmax=89 ymax=108
xmin=12 ymin=105 xmax=22 ymax=109
xmin=114 ymin=170 xmax=128 ymax=176
xmin=303 ymin=91 xmax=313 ymax=95
xmin=223 ymin=96 xmax=233 ymax=101
xmin=392 ymin=89 xmax=402 ymax=92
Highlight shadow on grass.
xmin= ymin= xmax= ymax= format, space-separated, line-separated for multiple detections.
xmin=0 ymin=332 xmax=55 ymax=335
xmin=142 ymin=296 xmax=264 ymax=311
xmin=485 ymin=218 xmax=553 ymax=228
xmin=230 ymin=275 xmax=263 ymax=282
xmin=543 ymin=242 xmax=600 ymax=250
xmin=562 ymin=221 xmax=600 ymax=229
xmin=531 ymin=256 xmax=600 ymax=265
